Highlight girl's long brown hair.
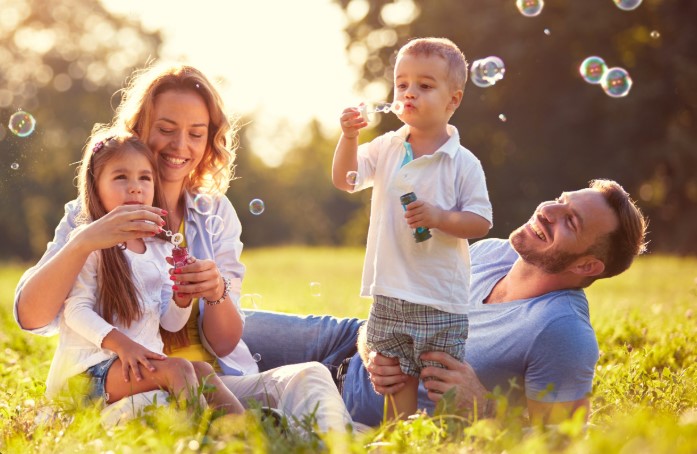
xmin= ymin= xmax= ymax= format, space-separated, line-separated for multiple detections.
xmin=75 ymin=133 xmax=164 ymax=327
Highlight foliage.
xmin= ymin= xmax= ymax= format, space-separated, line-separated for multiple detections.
xmin=0 ymin=0 xmax=162 ymax=260
xmin=333 ymin=0 xmax=697 ymax=253
xmin=3 ymin=251 xmax=697 ymax=452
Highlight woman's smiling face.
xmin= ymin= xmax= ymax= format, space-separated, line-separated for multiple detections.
xmin=147 ymin=89 xmax=210 ymax=186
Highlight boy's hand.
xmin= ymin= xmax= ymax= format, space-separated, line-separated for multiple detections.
xmin=404 ymin=199 xmax=443 ymax=231
xmin=340 ymin=106 xmax=368 ymax=139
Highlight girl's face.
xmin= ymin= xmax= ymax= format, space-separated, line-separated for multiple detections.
xmin=96 ymin=150 xmax=155 ymax=213
xmin=147 ymin=89 xmax=210 ymax=186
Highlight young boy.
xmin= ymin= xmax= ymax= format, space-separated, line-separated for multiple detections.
xmin=332 ymin=37 xmax=493 ymax=420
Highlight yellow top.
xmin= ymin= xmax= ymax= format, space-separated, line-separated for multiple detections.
xmin=167 ymin=220 xmax=221 ymax=372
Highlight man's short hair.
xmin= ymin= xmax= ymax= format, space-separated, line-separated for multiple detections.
xmin=587 ymin=179 xmax=648 ymax=282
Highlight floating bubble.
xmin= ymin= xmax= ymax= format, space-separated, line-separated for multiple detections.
xmin=240 ymin=293 xmax=263 ymax=311
xmin=193 ymin=194 xmax=214 ymax=215
xmin=11 ymin=162 xmax=19 ymax=170
xmin=346 ymin=170 xmax=363 ymax=187
xmin=249 ymin=198 xmax=265 ymax=215
xmin=470 ymin=57 xmax=506 ymax=88
xmin=498 ymin=114 xmax=507 ymax=122
xmin=579 ymin=56 xmax=607 ymax=85
xmin=310 ymin=282 xmax=322 ymax=297
xmin=252 ymin=353 xmax=262 ymax=362
xmin=543 ymin=28 xmax=551 ymax=36
xmin=205 ymin=215 xmax=225 ymax=236
xmin=650 ymin=30 xmax=660 ymax=39
xmin=613 ymin=0 xmax=642 ymax=11
xmin=601 ymin=67 xmax=633 ymax=98
xmin=516 ymin=0 xmax=544 ymax=17
xmin=8 ymin=111 xmax=36 ymax=138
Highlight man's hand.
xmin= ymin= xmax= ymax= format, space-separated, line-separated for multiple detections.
xmin=420 ymin=351 xmax=491 ymax=417
xmin=364 ymin=351 xmax=409 ymax=395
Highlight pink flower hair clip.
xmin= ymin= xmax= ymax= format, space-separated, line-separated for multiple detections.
xmin=92 ymin=136 xmax=114 ymax=153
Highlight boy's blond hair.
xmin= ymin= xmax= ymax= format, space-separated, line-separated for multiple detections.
xmin=396 ymin=37 xmax=468 ymax=90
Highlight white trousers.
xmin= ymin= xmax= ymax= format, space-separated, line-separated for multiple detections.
xmin=101 ymin=361 xmax=352 ymax=432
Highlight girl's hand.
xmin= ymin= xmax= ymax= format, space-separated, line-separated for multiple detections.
xmin=72 ymin=204 xmax=166 ymax=252
xmin=403 ymin=199 xmax=442 ymax=231
xmin=110 ymin=335 xmax=166 ymax=382
xmin=340 ymin=106 xmax=368 ymax=139
xmin=169 ymin=256 xmax=226 ymax=303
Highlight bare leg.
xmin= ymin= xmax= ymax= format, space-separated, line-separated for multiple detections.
xmin=191 ymin=361 xmax=244 ymax=415
xmin=104 ymin=357 xmax=203 ymax=408
xmin=387 ymin=375 xmax=419 ymax=420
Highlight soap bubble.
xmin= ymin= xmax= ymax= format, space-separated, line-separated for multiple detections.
xmin=579 ymin=56 xmax=607 ymax=85
xmin=11 ymin=162 xmax=19 ymax=170
xmin=601 ymin=67 xmax=633 ymax=98
xmin=249 ymin=198 xmax=265 ymax=215
xmin=252 ymin=353 xmax=262 ymax=362
xmin=516 ymin=0 xmax=544 ymax=17
xmin=205 ymin=215 xmax=225 ymax=236
xmin=310 ymin=282 xmax=322 ymax=297
xmin=470 ymin=57 xmax=506 ymax=88
xmin=193 ymin=194 xmax=214 ymax=215
xmin=613 ymin=0 xmax=642 ymax=11
xmin=498 ymin=114 xmax=507 ymax=122
xmin=346 ymin=170 xmax=363 ymax=187
xmin=543 ymin=28 xmax=551 ymax=36
xmin=8 ymin=111 xmax=36 ymax=138
xmin=650 ymin=30 xmax=660 ymax=39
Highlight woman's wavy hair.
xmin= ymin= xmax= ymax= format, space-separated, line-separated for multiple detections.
xmin=75 ymin=133 xmax=164 ymax=327
xmin=93 ymin=62 xmax=239 ymax=196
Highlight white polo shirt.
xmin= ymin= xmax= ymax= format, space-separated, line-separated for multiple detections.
xmin=353 ymin=125 xmax=492 ymax=313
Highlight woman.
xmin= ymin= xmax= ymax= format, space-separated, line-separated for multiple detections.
xmin=14 ymin=62 xmax=351 ymax=431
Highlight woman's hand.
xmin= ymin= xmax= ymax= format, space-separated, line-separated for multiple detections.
xmin=169 ymin=256 xmax=225 ymax=303
xmin=72 ymin=204 xmax=166 ymax=252
xmin=419 ymin=351 xmax=490 ymax=415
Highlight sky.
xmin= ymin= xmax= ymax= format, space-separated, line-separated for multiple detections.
xmin=100 ymin=0 xmax=363 ymax=166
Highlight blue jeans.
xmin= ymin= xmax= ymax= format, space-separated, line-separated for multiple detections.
xmin=240 ymin=310 xmax=434 ymax=426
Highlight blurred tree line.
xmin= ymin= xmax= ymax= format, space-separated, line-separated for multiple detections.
xmin=1 ymin=0 xmax=695 ymax=263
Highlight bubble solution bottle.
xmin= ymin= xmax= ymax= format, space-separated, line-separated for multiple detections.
xmin=172 ymin=246 xmax=189 ymax=269
xmin=400 ymin=192 xmax=432 ymax=243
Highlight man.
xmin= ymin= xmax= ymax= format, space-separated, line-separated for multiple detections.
xmin=241 ymin=179 xmax=648 ymax=426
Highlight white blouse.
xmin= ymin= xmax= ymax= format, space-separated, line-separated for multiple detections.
xmin=45 ymin=237 xmax=191 ymax=398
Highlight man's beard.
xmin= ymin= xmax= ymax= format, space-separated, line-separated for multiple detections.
xmin=509 ymin=225 xmax=584 ymax=274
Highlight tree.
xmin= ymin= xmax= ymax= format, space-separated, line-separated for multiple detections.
xmin=333 ymin=0 xmax=697 ymax=253
xmin=0 ymin=0 xmax=161 ymax=259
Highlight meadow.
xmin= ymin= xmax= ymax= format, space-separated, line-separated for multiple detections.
xmin=2 ymin=247 xmax=696 ymax=453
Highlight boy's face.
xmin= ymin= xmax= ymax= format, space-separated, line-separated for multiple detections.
xmin=393 ymin=53 xmax=463 ymax=131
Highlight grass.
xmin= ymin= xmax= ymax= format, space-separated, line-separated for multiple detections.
xmin=2 ymin=248 xmax=697 ymax=452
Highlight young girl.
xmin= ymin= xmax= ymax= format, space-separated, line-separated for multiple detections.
xmin=45 ymin=134 xmax=244 ymax=415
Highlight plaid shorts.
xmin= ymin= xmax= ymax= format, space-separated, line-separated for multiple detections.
xmin=366 ymin=295 xmax=468 ymax=377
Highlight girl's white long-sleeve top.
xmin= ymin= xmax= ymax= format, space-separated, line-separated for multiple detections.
xmin=45 ymin=237 xmax=191 ymax=398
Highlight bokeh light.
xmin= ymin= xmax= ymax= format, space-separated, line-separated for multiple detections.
xmin=249 ymin=198 xmax=265 ymax=215
xmin=601 ymin=67 xmax=633 ymax=98
xmin=11 ymin=163 xmax=20 ymax=170
xmin=8 ymin=111 xmax=36 ymax=138
xmin=579 ymin=56 xmax=607 ymax=85
xmin=516 ymin=0 xmax=544 ymax=17
xmin=498 ymin=114 xmax=507 ymax=122
xmin=613 ymin=0 xmax=643 ymax=11
xmin=204 ymin=215 xmax=225 ymax=236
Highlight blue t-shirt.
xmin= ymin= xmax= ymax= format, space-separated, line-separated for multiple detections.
xmin=344 ymin=238 xmax=599 ymax=426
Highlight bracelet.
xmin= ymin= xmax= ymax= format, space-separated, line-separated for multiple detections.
xmin=205 ymin=276 xmax=231 ymax=306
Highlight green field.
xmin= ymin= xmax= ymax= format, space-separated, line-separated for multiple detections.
xmin=2 ymin=248 xmax=697 ymax=452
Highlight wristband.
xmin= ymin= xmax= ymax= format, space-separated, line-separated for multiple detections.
xmin=205 ymin=276 xmax=231 ymax=306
